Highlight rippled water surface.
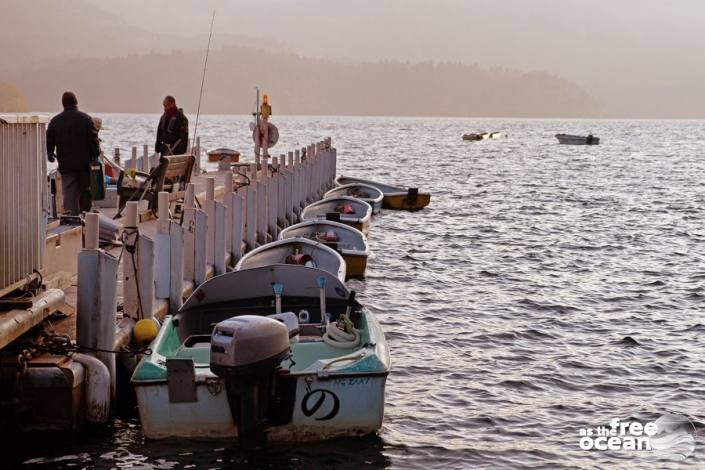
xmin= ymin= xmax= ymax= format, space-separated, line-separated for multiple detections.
xmin=12 ymin=115 xmax=705 ymax=468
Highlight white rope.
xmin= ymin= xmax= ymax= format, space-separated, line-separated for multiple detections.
xmin=323 ymin=318 xmax=360 ymax=349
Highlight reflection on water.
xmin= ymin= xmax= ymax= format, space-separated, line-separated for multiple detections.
xmin=10 ymin=115 xmax=705 ymax=468
xmin=9 ymin=418 xmax=390 ymax=469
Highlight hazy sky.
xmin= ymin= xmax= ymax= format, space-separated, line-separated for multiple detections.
xmin=5 ymin=0 xmax=705 ymax=117
xmin=80 ymin=0 xmax=705 ymax=116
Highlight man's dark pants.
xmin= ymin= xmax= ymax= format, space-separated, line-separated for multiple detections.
xmin=61 ymin=171 xmax=92 ymax=215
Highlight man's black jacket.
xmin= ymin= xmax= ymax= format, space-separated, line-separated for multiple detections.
xmin=155 ymin=109 xmax=189 ymax=155
xmin=46 ymin=105 xmax=100 ymax=173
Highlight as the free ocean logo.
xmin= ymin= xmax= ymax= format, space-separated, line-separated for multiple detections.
xmin=578 ymin=414 xmax=696 ymax=461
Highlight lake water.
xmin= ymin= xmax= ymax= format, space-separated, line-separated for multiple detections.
xmin=10 ymin=115 xmax=705 ymax=468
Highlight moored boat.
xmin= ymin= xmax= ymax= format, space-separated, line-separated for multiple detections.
xmin=207 ymin=147 xmax=240 ymax=163
xmin=324 ymin=183 xmax=383 ymax=214
xmin=235 ymin=237 xmax=346 ymax=282
xmin=555 ymin=134 xmax=599 ymax=145
xmin=280 ymin=220 xmax=370 ymax=279
xmin=462 ymin=132 xmax=503 ymax=141
xmin=131 ymin=265 xmax=390 ymax=444
xmin=335 ymin=176 xmax=431 ymax=211
xmin=300 ymin=196 xmax=372 ymax=234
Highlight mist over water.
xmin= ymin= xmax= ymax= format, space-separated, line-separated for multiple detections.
xmin=13 ymin=115 xmax=705 ymax=468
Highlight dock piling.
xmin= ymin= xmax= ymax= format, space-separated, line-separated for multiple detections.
xmin=85 ymin=212 xmax=100 ymax=250
xmin=77 ymin=212 xmax=118 ymax=399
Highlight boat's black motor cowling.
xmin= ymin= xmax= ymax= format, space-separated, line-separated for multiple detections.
xmin=210 ymin=315 xmax=290 ymax=448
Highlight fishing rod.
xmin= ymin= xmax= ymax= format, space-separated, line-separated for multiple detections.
xmin=192 ymin=10 xmax=216 ymax=152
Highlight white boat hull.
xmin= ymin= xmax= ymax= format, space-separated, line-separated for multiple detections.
xmin=555 ymin=134 xmax=600 ymax=145
xmin=324 ymin=184 xmax=383 ymax=214
xmin=135 ymin=371 xmax=386 ymax=440
xmin=132 ymin=266 xmax=390 ymax=442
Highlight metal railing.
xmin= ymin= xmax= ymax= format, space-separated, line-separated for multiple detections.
xmin=0 ymin=115 xmax=47 ymax=296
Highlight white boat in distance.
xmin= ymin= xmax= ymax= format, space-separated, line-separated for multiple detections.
xmin=462 ymin=132 xmax=503 ymax=141
xmin=556 ymin=134 xmax=600 ymax=145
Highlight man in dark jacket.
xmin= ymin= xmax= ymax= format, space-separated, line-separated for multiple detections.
xmin=46 ymin=91 xmax=100 ymax=215
xmin=155 ymin=96 xmax=189 ymax=155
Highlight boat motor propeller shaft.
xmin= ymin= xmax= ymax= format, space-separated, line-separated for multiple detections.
xmin=210 ymin=315 xmax=290 ymax=448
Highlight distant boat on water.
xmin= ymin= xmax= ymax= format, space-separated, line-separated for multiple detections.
xmin=556 ymin=134 xmax=600 ymax=145
xmin=462 ymin=132 xmax=503 ymax=141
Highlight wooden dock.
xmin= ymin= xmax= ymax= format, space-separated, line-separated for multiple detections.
xmin=0 ymin=137 xmax=336 ymax=430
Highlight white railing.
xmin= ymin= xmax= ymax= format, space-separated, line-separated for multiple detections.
xmin=77 ymin=138 xmax=336 ymax=376
xmin=0 ymin=115 xmax=47 ymax=297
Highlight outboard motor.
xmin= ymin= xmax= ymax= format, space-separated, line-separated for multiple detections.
xmin=210 ymin=315 xmax=290 ymax=448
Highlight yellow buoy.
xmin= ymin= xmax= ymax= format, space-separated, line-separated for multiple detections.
xmin=134 ymin=319 xmax=160 ymax=345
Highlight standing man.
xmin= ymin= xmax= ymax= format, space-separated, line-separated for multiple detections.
xmin=155 ymin=95 xmax=189 ymax=156
xmin=46 ymin=91 xmax=100 ymax=215
xmin=258 ymin=94 xmax=272 ymax=158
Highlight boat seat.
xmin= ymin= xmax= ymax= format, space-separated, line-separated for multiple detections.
xmin=176 ymin=335 xmax=212 ymax=363
xmin=183 ymin=334 xmax=212 ymax=348
xmin=285 ymin=253 xmax=316 ymax=267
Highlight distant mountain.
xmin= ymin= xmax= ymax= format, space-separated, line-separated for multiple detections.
xmin=0 ymin=0 xmax=285 ymax=74
xmin=81 ymin=0 xmax=705 ymax=118
xmin=0 ymin=82 xmax=28 ymax=112
xmin=9 ymin=46 xmax=598 ymax=117
xmin=2 ymin=0 xmax=598 ymax=117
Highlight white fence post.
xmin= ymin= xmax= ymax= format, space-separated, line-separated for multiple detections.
xmin=194 ymin=209 xmax=207 ymax=286
xmin=294 ymin=150 xmax=302 ymax=217
xmin=330 ymin=142 xmax=337 ymax=187
xmin=123 ymin=202 xmax=139 ymax=318
xmin=77 ymin=213 xmax=118 ymax=394
xmin=214 ymin=202 xmax=226 ymax=275
xmin=142 ymin=144 xmax=150 ymax=173
xmin=224 ymin=171 xmax=233 ymax=254
xmin=155 ymin=192 xmax=171 ymax=299
xmin=183 ymin=183 xmax=196 ymax=282
xmin=129 ymin=146 xmax=137 ymax=169
xmin=268 ymin=157 xmax=278 ymax=239
xmin=205 ymin=177 xmax=215 ymax=267
xmin=169 ymin=221 xmax=184 ymax=312
xmin=256 ymin=180 xmax=267 ymax=244
xmin=230 ymin=192 xmax=244 ymax=264
xmin=287 ymin=152 xmax=295 ymax=223
xmin=194 ymin=136 xmax=201 ymax=173
xmin=137 ymin=233 xmax=155 ymax=320
xmin=277 ymin=155 xmax=286 ymax=230
xmin=245 ymin=185 xmax=257 ymax=251
xmin=307 ymin=144 xmax=314 ymax=203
